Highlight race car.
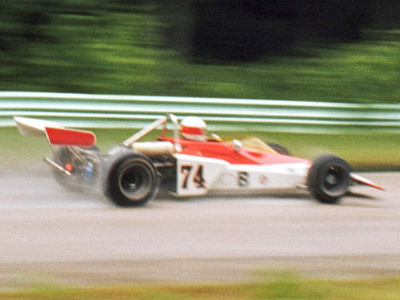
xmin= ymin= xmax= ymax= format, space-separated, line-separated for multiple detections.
xmin=14 ymin=114 xmax=383 ymax=207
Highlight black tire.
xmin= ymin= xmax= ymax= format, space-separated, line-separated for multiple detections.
xmin=267 ymin=142 xmax=290 ymax=155
xmin=307 ymin=154 xmax=351 ymax=204
xmin=105 ymin=154 xmax=159 ymax=207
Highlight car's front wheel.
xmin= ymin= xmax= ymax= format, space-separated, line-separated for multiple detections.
xmin=307 ymin=154 xmax=351 ymax=204
xmin=267 ymin=142 xmax=290 ymax=155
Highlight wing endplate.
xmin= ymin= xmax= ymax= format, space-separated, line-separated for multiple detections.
xmin=14 ymin=116 xmax=64 ymax=137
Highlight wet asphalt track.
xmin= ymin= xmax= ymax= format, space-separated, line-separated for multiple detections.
xmin=1 ymin=167 xmax=400 ymax=288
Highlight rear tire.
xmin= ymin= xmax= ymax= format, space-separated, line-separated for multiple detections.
xmin=105 ymin=154 xmax=159 ymax=207
xmin=307 ymin=154 xmax=351 ymax=204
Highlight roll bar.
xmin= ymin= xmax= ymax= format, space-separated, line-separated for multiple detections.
xmin=122 ymin=114 xmax=181 ymax=152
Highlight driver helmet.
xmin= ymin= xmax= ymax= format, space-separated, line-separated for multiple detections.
xmin=180 ymin=116 xmax=207 ymax=141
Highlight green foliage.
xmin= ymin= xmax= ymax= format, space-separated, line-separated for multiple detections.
xmin=0 ymin=2 xmax=399 ymax=104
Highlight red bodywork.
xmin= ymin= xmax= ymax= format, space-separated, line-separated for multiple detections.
xmin=159 ymin=137 xmax=309 ymax=165
xmin=159 ymin=136 xmax=383 ymax=190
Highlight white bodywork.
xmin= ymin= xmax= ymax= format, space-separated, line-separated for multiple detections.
xmin=174 ymin=154 xmax=310 ymax=197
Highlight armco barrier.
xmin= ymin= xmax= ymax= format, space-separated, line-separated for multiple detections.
xmin=1 ymin=92 xmax=400 ymax=134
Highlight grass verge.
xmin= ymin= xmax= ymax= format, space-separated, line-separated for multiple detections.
xmin=3 ymin=274 xmax=400 ymax=299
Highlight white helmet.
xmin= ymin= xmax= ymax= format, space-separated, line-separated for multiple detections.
xmin=180 ymin=117 xmax=207 ymax=141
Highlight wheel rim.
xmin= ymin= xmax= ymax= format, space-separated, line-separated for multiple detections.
xmin=321 ymin=164 xmax=349 ymax=196
xmin=118 ymin=163 xmax=152 ymax=201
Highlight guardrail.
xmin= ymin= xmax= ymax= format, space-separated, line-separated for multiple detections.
xmin=1 ymin=91 xmax=400 ymax=134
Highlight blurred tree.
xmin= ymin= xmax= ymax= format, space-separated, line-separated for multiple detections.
xmin=192 ymin=0 xmax=296 ymax=61
xmin=369 ymin=0 xmax=400 ymax=29
xmin=0 ymin=2 xmax=50 ymax=50
xmin=161 ymin=0 xmax=374 ymax=62
xmin=0 ymin=0 xmax=398 ymax=95
xmin=159 ymin=0 xmax=195 ymax=58
xmin=297 ymin=0 xmax=372 ymax=41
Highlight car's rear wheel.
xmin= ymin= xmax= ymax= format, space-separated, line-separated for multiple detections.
xmin=307 ymin=154 xmax=351 ymax=204
xmin=105 ymin=154 xmax=159 ymax=207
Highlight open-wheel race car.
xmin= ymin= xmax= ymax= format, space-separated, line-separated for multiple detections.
xmin=14 ymin=114 xmax=383 ymax=207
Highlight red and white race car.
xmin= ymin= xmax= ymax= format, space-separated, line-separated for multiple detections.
xmin=14 ymin=114 xmax=383 ymax=207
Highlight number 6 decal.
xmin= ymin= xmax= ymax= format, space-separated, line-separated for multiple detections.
xmin=180 ymin=164 xmax=206 ymax=189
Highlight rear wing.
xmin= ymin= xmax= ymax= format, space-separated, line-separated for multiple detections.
xmin=14 ymin=117 xmax=96 ymax=148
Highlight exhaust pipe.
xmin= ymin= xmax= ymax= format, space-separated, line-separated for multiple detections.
xmin=43 ymin=157 xmax=72 ymax=176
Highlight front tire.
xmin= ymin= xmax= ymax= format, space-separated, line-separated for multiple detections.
xmin=105 ymin=154 xmax=159 ymax=207
xmin=267 ymin=142 xmax=290 ymax=155
xmin=307 ymin=155 xmax=351 ymax=204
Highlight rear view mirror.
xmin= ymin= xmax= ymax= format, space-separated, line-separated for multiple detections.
xmin=233 ymin=139 xmax=242 ymax=152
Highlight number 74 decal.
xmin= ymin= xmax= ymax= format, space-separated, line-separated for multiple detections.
xmin=180 ymin=164 xmax=206 ymax=189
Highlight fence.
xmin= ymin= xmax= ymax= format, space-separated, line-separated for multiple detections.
xmin=1 ymin=91 xmax=400 ymax=134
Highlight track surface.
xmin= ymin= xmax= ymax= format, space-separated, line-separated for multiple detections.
xmin=1 ymin=167 xmax=400 ymax=288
